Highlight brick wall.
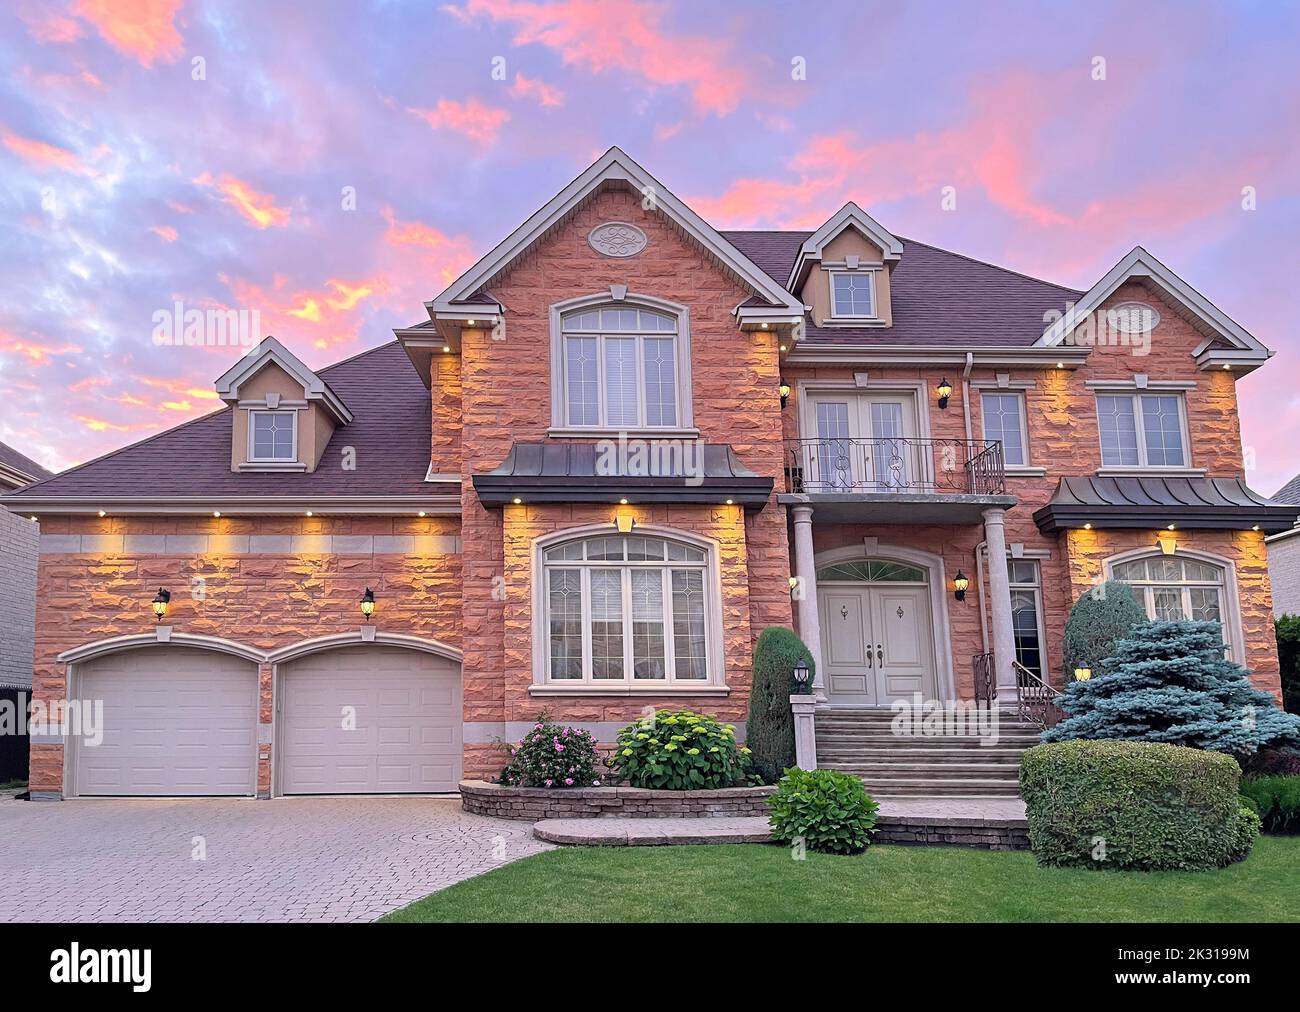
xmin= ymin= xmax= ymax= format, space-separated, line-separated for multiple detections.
xmin=0 ymin=508 xmax=39 ymax=689
xmin=1268 ymin=536 xmax=1300 ymax=617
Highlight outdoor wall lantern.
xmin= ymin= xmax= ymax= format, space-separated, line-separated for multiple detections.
xmin=151 ymin=588 xmax=171 ymax=623
xmin=936 ymin=378 xmax=953 ymax=409
xmin=779 ymin=380 xmax=791 ymax=408
xmin=952 ymin=570 xmax=969 ymax=601
xmin=359 ymin=587 xmax=376 ymax=622
xmin=1074 ymin=667 xmax=1093 ymax=682
xmin=614 ymin=514 xmax=636 ymax=534
xmin=792 ymin=659 xmax=812 ymax=693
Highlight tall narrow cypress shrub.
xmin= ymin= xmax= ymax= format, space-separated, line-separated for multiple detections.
xmin=747 ymin=626 xmax=815 ymax=784
xmin=1061 ymin=580 xmax=1148 ymax=677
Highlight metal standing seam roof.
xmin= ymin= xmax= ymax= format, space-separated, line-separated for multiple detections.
xmin=1033 ymin=475 xmax=1300 ymax=533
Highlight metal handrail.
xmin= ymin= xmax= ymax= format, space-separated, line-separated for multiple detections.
xmin=1013 ymin=660 xmax=1064 ymax=730
xmin=784 ymin=436 xmax=1006 ymax=496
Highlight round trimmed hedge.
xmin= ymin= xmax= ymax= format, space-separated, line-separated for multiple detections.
xmin=1020 ymin=740 xmax=1257 ymax=870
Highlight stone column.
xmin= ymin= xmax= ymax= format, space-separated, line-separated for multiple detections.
xmin=790 ymin=694 xmax=819 ymax=770
xmin=790 ymin=505 xmax=825 ymax=698
xmin=983 ymin=507 xmax=1016 ymax=691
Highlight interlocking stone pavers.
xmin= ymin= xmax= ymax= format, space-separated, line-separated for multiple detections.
xmin=0 ymin=796 xmax=550 ymax=923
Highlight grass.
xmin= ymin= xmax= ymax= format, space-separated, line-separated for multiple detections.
xmin=383 ymin=836 xmax=1300 ymax=923
xmin=0 ymin=780 xmax=26 ymax=792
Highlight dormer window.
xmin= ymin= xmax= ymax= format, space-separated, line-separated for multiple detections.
xmin=249 ymin=410 xmax=297 ymax=462
xmin=829 ymin=270 xmax=877 ymax=319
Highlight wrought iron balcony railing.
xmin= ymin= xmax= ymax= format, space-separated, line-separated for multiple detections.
xmin=784 ymin=437 xmax=1006 ymax=496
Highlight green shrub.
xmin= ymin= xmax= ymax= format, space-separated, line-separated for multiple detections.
xmin=1020 ymin=740 xmax=1254 ymax=870
xmin=747 ymin=627 xmax=815 ymax=784
xmin=768 ymin=768 xmax=879 ymax=854
xmin=1045 ymin=620 xmax=1300 ymax=756
xmin=1278 ymin=615 xmax=1300 ymax=714
xmin=1240 ymin=775 xmax=1300 ymax=833
xmin=497 ymin=721 xmax=602 ymax=788
xmin=605 ymin=709 xmax=752 ymax=790
xmin=1062 ymin=580 xmax=1148 ymax=679
xmin=1230 ymin=806 xmax=1262 ymax=862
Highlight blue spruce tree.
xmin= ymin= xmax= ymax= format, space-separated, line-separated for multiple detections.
xmin=1044 ymin=619 xmax=1300 ymax=756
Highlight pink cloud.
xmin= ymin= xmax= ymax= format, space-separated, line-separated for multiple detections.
xmin=407 ymin=97 xmax=510 ymax=145
xmin=150 ymin=224 xmax=178 ymax=242
xmin=510 ymin=72 xmax=564 ymax=107
xmin=73 ymin=0 xmax=184 ymax=68
xmin=447 ymin=0 xmax=750 ymax=115
xmin=1 ymin=130 xmax=98 ymax=176
xmin=20 ymin=12 xmax=86 ymax=44
xmin=193 ymin=172 xmax=292 ymax=229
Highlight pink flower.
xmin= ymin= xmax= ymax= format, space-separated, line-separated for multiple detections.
xmin=563 ymin=728 xmax=570 ymax=737
xmin=592 ymin=780 xmax=601 ymax=786
xmin=544 ymin=779 xmax=553 ymax=786
xmin=534 ymin=723 xmax=543 ymax=730
xmin=555 ymin=744 xmax=565 ymax=752
xmin=564 ymin=778 xmax=574 ymax=785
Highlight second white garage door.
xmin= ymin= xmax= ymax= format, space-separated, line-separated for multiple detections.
xmin=278 ymin=645 xmax=462 ymax=794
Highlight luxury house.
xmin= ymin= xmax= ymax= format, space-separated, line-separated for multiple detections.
xmin=6 ymin=147 xmax=1298 ymax=801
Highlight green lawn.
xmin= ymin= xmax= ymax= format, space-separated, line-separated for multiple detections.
xmin=384 ymin=836 xmax=1300 ymax=923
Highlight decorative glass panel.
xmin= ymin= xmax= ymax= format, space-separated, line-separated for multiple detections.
xmin=643 ymin=337 xmax=677 ymax=426
xmin=565 ymin=336 xmax=599 ymax=426
xmin=1151 ymin=587 xmax=1185 ymax=621
xmin=1181 ymin=560 xmax=1221 ymax=582
xmin=590 ymin=569 xmax=624 ymax=679
xmin=815 ymin=560 xmax=925 ymax=583
xmin=631 ymin=570 xmax=666 ymax=679
xmin=982 ymin=393 xmax=1026 ymax=466
xmin=547 ymin=569 xmax=583 ymax=679
xmin=1140 ymin=395 xmax=1185 ymax=466
xmin=1189 ymin=587 xmax=1222 ymax=624
xmin=1098 ymin=395 xmax=1140 ymax=466
xmin=252 ymin=412 xmax=295 ymax=460
xmin=603 ymin=337 xmax=638 ymax=427
xmin=1112 ymin=559 xmax=1148 ymax=582
xmin=1011 ymin=589 xmax=1043 ymax=676
xmin=671 ymin=570 xmax=708 ymax=679
xmin=870 ymin=401 xmax=907 ymax=488
xmin=561 ymin=306 xmax=680 ymax=428
xmin=831 ymin=273 xmax=874 ymax=316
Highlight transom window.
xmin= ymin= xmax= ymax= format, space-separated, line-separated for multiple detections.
xmin=542 ymin=534 xmax=713 ymax=684
xmin=815 ymin=559 xmax=926 ymax=583
xmin=1111 ymin=554 xmax=1231 ymax=655
xmin=981 ymin=392 xmax=1028 ymax=467
xmin=560 ymin=306 xmax=680 ymax=428
xmin=249 ymin=410 xmax=296 ymax=461
xmin=829 ymin=271 xmax=876 ymax=318
xmin=1097 ymin=393 xmax=1187 ymax=468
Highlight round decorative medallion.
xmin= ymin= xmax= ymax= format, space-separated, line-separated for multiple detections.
xmin=588 ymin=221 xmax=648 ymax=258
xmin=1107 ymin=301 xmax=1161 ymax=334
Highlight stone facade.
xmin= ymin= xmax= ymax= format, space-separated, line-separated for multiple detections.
xmin=459 ymin=780 xmax=776 ymax=821
xmin=1267 ymin=533 xmax=1300 ymax=617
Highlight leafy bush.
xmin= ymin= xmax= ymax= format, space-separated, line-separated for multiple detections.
xmin=1020 ymin=740 xmax=1255 ymax=870
xmin=498 ymin=721 xmax=602 ymax=788
xmin=1045 ymin=620 xmax=1300 ymax=757
xmin=1062 ymin=581 xmax=1148 ymax=679
xmin=1243 ymin=745 xmax=1300 ymax=776
xmin=605 ymin=709 xmax=752 ymax=790
xmin=747 ymin=627 xmax=814 ymax=784
xmin=1229 ymin=806 xmax=1262 ymax=862
xmin=1240 ymin=775 xmax=1300 ymax=833
xmin=768 ymin=768 xmax=879 ymax=855
xmin=1278 ymin=615 xmax=1300 ymax=714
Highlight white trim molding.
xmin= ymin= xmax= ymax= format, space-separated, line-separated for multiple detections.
xmin=214 ymin=336 xmax=353 ymax=424
xmin=266 ymin=631 xmax=463 ymax=666
xmin=788 ymin=201 xmax=903 ymax=292
xmin=57 ymin=632 xmax=267 ymax=666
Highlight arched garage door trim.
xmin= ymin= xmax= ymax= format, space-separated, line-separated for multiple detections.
xmin=59 ymin=632 xmax=267 ymax=666
xmin=271 ymin=635 xmax=463 ymax=797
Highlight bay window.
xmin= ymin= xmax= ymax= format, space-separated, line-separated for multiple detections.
xmin=559 ymin=305 xmax=684 ymax=428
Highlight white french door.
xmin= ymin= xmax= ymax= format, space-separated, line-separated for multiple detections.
xmin=805 ymin=392 xmax=919 ymax=491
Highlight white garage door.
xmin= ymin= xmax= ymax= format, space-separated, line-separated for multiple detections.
xmin=74 ymin=647 xmax=259 ymax=797
xmin=278 ymin=646 xmax=462 ymax=794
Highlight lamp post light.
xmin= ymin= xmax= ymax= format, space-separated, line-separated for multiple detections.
xmin=1074 ymin=667 xmax=1092 ymax=682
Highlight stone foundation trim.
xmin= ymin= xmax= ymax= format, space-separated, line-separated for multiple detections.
xmin=874 ymin=814 xmax=1029 ymax=850
xmin=460 ymin=780 xmax=775 ymax=821
xmin=534 ymin=816 xmax=772 ymax=846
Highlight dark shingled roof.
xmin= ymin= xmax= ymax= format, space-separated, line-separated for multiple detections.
xmin=9 ymin=341 xmax=433 ymax=499
xmin=721 ymin=230 xmax=1083 ymax=347
xmin=1033 ymin=476 xmax=1300 ymax=534
xmin=1274 ymin=472 xmax=1300 ymax=504
xmin=0 ymin=441 xmax=54 ymax=484
xmin=473 ymin=442 xmax=773 ymax=506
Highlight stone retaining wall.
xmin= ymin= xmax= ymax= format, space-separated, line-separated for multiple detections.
xmin=460 ymin=780 xmax=775 ymax=821
xmin=875 ymin=815 xmax=1030 ymax=850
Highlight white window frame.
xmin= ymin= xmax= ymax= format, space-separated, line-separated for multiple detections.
xmin=980 ymin=391 xmax=1030 ymax=468
xmin=1105 ymin=548 xmax=1244 ymax=660
xmin=1007 ymin=559 xmax=1047 ymax=677
xmin=247 ymin=409 xmax=298 ymax=463
xmin=547 ymin=292 xmax=696 ymax=435
xmin=530 ymin=525 xmax=726 ymax=695
xmin=827 ymin=268 xmax=879 ymax=321
xmin=1095 ymin=392 xmax=1192 ymax=469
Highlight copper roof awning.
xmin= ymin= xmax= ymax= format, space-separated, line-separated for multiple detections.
xmin=472 ymin=442 xmax=773 ymax=507
xmin=1033 ymin=476 xmax=1300 ymax=534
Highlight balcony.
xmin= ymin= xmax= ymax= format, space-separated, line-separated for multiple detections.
xmin=779 ymin=437 xmax=1015 ymax=525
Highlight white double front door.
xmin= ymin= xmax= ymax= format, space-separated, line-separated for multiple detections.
xmin=818 ymin=583 xmax=936 ymax=705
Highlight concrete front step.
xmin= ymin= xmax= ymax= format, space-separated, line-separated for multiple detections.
xmin=533 ymin=817 xmax=772 ymax=846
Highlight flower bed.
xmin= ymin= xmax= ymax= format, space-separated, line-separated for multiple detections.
xmin=459 ymin=780 xmax=775 ymax=821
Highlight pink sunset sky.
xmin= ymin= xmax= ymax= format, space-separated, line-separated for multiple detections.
xmin=1 ymin=0 xmax=1298 ymax=492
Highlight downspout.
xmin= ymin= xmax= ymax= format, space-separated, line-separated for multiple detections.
xmin=961 ymin=351 xmax=975 ymax=444
xmin=975 ymin=540 xmax=990 ymax=654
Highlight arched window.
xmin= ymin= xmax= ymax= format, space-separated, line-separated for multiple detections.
xmin=551 ymin=298 xmax=692 ymax=430
xmin=541 ymin=533 xmax=717 ymax=685
xmin=1109 ymin=553 xmax=1233 ymax=653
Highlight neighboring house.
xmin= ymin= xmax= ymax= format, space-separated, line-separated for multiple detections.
xmin=1266 ymin=472 xmax=1300 ymax=616
xmin=4 ymin=147 xmax=1298 ymax=802
xmin=0 ymin=441 xmax=52 ymax=781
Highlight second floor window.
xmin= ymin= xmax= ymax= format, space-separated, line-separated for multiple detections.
xmin=1096 ymin=393 xmax=1187 ymax=468
xmin=981 ymin=392 xmax=1028 ymax=467
xmin=561 ymin=306 xmax=679 ymax=428
xmin=249 ymin=410 xmax=296 ymax=462
xmin=829 ymin=271 xmax=876 ymax=318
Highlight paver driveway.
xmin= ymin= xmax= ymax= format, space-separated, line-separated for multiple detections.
xmin=0 ymin=796 xmax=550 ymax=922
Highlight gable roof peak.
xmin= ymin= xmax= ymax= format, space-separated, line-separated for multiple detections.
xmin=787 ymin=201 xmax=903 ymax=290
xmin=213 ymin=335 xmax=353 ymax=424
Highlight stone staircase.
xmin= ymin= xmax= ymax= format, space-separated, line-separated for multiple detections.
xmin=815 ymin=707 xmax=1043 ymax=798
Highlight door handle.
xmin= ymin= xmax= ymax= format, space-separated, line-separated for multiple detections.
xmin=876 ymin=645 xmax=884 ymax=665
xmin=866 ymin=650 xmax=873 ymax=669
